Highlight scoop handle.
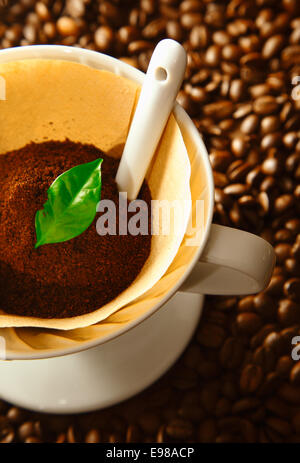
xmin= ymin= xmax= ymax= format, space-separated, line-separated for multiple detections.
xmin=115 ymin=39 xmax=187 ymax=200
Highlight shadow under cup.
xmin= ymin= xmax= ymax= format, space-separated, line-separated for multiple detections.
xmin=0 ymin=46 xmax=213 ymax=360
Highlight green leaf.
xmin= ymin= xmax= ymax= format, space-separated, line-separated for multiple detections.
xmin=35 ymin=158 xmax=103 ymax=248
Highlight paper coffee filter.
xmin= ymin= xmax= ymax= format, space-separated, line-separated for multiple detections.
xmin=0 ymin=59 xmax=191 ymax=331
xmin=0 ymin=114 xmax=210 ymax=358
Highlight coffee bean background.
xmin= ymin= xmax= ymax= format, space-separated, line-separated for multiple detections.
xmin=0 ymin=0 xmax=300 ymax=443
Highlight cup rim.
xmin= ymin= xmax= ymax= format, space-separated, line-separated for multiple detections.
xmin=0 ymin=45 xmax=214 ymax=360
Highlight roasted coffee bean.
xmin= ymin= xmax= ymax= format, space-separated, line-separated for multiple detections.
xmin=232 ymin=397 xmax=260 ymax=414
xmin=197 ymin=323 xmax=226 ymax=348
xmin=253 ymin=293 xmax=276 ymax=320
xmin=240 ymin=114 xmax=259 ymax=134
xmin=285 ymin=258 xmax=300 ymax=276
xmin=142 ymin=18 xmax=166 ymax=39
xmin=290 ymin=362 xmax=300 ymax=386
xmin=265 ymin=275 xmax=285 ymax=296
xmin=284 ymin=278 xmax=300 ymax=301
xmin=198 ymin=419 xmax=217 ymax=443
xmin=253 ymin=96 xmax=279 ymax=115
xmin=18 ymin=421 xmax=40 ymax=441
xmin=262 ymin=35 xmax=285 ymax=59
xmin=274 ymin=195 xmax=294 ymax=215
xmin=236 ymin=313 xmax=262 ymax=334
xmin=165 ymin=418 xmax=193 ymax=440
xmin=219 ymin=337 xmax=244 ymax=369
xmin=85 ymin=429 xmax=101 ymax=443
xmin=7 ymin=407 xmax=25 ymax=424
xmin=240 ymin=365 xmax=263 ymax=393
xmin=278 ymin=299 xmax=300 ymax=326
xmin=250 ymin=324 xmax=278 ymax=350
xmin=274 ymin=243 xmax=292 ymax=263
xmin=223 ymin=183 xmax=249 ymax=196
xmin=56 ymin=17 xmax=79 ymax=37
xmin=94 ymin=26 xmax=114 ymax=51
xmin=276 ymin=355 xmax=295 ymax=378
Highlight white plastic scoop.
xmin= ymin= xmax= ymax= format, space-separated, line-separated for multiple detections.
xmin=115 ymin=39 xmax=187 ymax=200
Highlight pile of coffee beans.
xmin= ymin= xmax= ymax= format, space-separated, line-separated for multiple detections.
xmin=0 ymin=0 xmax=300 ymax=443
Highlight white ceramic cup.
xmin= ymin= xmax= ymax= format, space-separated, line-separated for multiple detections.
xmin=0 ymin=45 xmax=275 ymax=360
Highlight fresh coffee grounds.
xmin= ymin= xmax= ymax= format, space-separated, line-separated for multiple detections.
xmin=0 ymin=140 xmax=152 ymax=319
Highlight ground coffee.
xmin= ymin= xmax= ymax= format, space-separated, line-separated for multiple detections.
xmin=0 ymin=140 xmax=152 ymax=319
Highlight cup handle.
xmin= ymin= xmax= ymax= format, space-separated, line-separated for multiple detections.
xmin=180 ymin=224 xmax=276 ymax=295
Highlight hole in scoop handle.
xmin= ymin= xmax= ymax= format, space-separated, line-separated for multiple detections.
xmin=116 ymin=39 xmax=187 ymax=200
xmin=181 ymin=224 xmax=276 ymax=296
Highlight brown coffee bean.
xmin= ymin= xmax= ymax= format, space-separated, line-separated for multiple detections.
xmin=274 ymin=195 xmax=294 ymax=215
xmin=253 ymin=293 xmax=276 ymax=319
xmin=231 ymin=135 xmax=250 ymax=157
xmin=284 ymin=278 xmax=300 ymax=301
xmin=126 ymin=425 xmax=142 ymax=443
xmin=260 ymin=175 xmax=277 ymax=194
xmin=185 ymin=84 xmax=206 ymax=103
xmin=240 ymin=114 xmax=259 ymax=134
xmin=165 ymin=418 xmax=193 ymax=440
xmin=290 ymin=362 xmax=300 ymax=386
xmin=250 ymin=83 xmax=271 ymax=99
xmin=236 ymin=313 xmax=262 ymax=335
xmin=35 ymin=2 xmax=50 ymax=21
xmin=240 ymin=365 xmax=263 ymax=393
xmin=214 ymin=397 xmax=231 ymax=418
xmin=279 ymin=383 xmax=300 ymax=404
xmin=181 ymin=12 xmax=203 ymax=30
xmin=292 ymin=241 xmax=300 ymax=261
xmin=274 ymin=243 xmax=291 ymax=263
xmin=262 ymin=35 xmax=285 ymax=59
xmin=213 ymin=30 xmax=231 ymax=46
xmin=203 ymin=101 xmax=234 ymax=119
xmin=142 ymin=18 xmax=166 ymax=39
xmin=266 ymin=417 xmax=291 ymax=436
xmin=200 ymin=381 xmax=220 ymax=413
xmin=205 ymin=45 xmax=221 ymax=67
xmin=198 ymin=419 xmax=217 ymax=443
xmin=189 ymin=24 xmax=209 ymax=48
xmin=209 ymin=150 xmax=233 ymax=171
xmin=275 ymin=229 xmax=294 ymax=243
xmin=286 ymin=219 xmax=300 ymax=235
xmin=224 ymin=183 xmax=249 ymax=196
xmin=179 ymin=0 xmax=203 ymax=14
xmin=219 ymin=337 xmax=244 ymax=369
xmin=276 ymin=355 xmax=295 ymax=377
xmin=250 ymin=324 xmax=278 ymax=350
xmin=261 ymin=132 xmax=282 ymax=151
xmin=56 ymin=17 xmax=78 ymax=37
xmin=197 ymin=323 xmax=226 ymax=348
xmin=85 ymin=429 xmax=101 ymax=443
xmin=278 ymin=299 xmax=300 ymax=325
xmin=265 ymin=275 xmax=285 ymax=296
xmin=238 ymin=195 xmax=256 ymax=207
xmin=232 ymin=397 xmax=260 ymax=414
xmin=7 ymin=407 xmax=25 ymax=424
xmin=94 ymin=26 xmax=114 ymax=51
xmin=253 ymin=96 xmax=279 ymax=115
xmin=261 ymin=158 xmax=280 ymax=177
xmin=285 ymin=258 xmax=300 ymax=276
xmin=117 ymin=26 xmax=138 ymax=45
xmin=229 ymin=79 xmax=246 ymax=102
xmin=213 ymin=171 xmax=228 ymax=188
xmin=222 ymin=44 xmax=242 ymax=62
xmin=128 ymin=40 xmax=153 ymax=55
xmin=246 ymin=166 xmax=263 ymax=187
xmin=18 ymin=421 xmax=37 ymax=441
